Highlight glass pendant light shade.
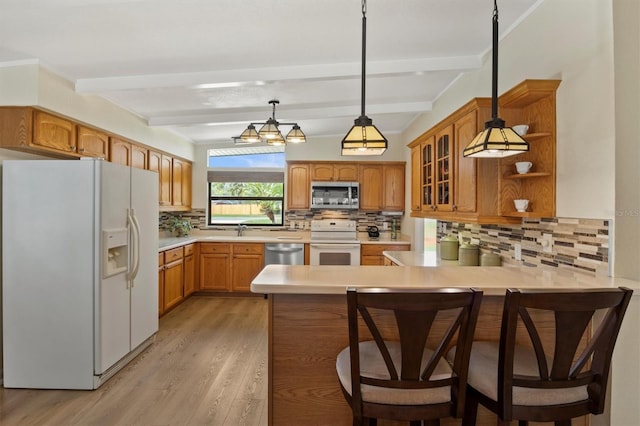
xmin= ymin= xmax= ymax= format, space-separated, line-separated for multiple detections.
xmin=463 ymin=119 xmax=529 ymax=158
xmin=258 ymin=119 xmax=280 ymax=139
xmin=285 ymin=125 xmax=306 ymax=143
xmin=341 ymin=115 xmax=387 ymax=155
xmin=266 ymin=131 xmax=285 ymax=146
xmin=239 ymin=124 xmax=261 ymax=143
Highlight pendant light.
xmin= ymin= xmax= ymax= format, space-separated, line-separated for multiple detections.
xmin=463 ymin=0 xmax=528 ymax=158
xmin=341 ymin=0 xmax=387 ymax=156
xmin=237 ymin=100 xmax=306 ymax=145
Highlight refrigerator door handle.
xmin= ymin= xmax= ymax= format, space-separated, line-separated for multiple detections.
xmin=128 ymin=209 xmax=141 ymax=285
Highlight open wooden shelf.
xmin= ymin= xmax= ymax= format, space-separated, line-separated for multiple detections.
xmin=520 ymin=132 xmax=552 ymax=140
xmin=503 ymin=172 xmax=551 ymax=180
xmin=503 ymin=210 xmax=554 ymax=218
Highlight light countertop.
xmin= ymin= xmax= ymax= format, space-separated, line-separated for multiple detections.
xmin=250 ymin=264 xmax=640 ymax=296
xmin=383 ymin=250 xmax=459 ymax=267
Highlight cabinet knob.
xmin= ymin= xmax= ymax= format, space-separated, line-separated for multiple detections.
xmin=452 ymin=204 xmax=457 ymax=211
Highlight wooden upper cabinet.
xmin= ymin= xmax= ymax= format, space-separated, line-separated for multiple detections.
xmin=182 ymin=161 xmax=192 ymax=208
xmin=148 ymin=149 xmax=172 ymax=206
xmin=76 ymin=125 xmax=108 ymax=158
xmin=172 ymin=158 xmax=185 ymax=207
xmin=33 ymin=111 xmax=76 ymax=153
xmin=410 ymin=145 xmax=422 ymax=212
xmin=310 ymin=163 xmax=333 ymax=181
xmin=434 ymin=125 xmax=454 ymax=212
xmin=287 ymin=163 xmax=310 ymax=210
xmin=109 ymin=137 xmax=132 ymax=166
xmin=408 ymin=80 xmax=559 ymax=223
xmin=382 ymin=164 xmax=405 ymax=211
xmin=311 ymin=163 xmax=358 ymax=181
xmin=358 ymin=164 xmax=383 ymax=210
xmin=453 ymin=111 xmax=478 ymax=213
xmin=131 ymin=144 xmax=148 ymax=169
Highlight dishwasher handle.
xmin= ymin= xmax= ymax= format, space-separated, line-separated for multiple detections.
xmin=265 ymin=246 xmax=303 ymax=253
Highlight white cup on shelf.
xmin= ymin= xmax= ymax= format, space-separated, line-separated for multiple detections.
xmin=512 ymin=124 xmax=529 ymax=136
xmin=515 ymin=161 xmax=532 ymax=174
xmin=513 ymin=199 xmax=529 ymax=212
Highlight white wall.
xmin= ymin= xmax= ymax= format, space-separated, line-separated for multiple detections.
xmin=402 ymin=0 xmax=616 ymax=220
xmin=0 ymin=65 xmax=195 ymax=161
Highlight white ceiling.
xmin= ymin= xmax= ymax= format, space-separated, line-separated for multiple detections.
xmin=0 ymin=0 xmax=540 ymax=145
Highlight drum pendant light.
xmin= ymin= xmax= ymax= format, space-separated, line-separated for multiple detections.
xmin=341 ymin=0 xmax=387 ymax=156
xmin=463 ymin=0 xmax=528 ymax=158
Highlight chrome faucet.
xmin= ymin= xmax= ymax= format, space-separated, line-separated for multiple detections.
xmin=237 ymin=224 xmax=248 ymax=237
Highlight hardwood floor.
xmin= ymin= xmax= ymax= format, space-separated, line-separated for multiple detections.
xmin=0 ymin=296 xmax=268 ymax=426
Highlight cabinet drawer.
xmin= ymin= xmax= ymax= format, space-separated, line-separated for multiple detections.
xmin=164 ymin=247 xmax=184 ymax=262
xmin=361 ymin=244 xmax=410 ymax=256
xmin=158 ymin=252 xmax=165 ymax=266
xmin=361 ymin=244 xmax=386 ymax=256
xmin=184 ymin=243 xmax=195 ymax=256
xmin=200 ymin=243 xmax=230 ymax=254
xmin=232 ymin=243 xmax=264 ymax=255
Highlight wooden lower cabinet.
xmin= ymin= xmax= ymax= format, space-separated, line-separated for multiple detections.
xmin=158 ymin=244 xmax=197 ymax=316
xmin=158 ymin=253 xmax=165 ymax=316
xmin=361 ymin=244 xmax=410 ymax=265
xmin=199 ymin=243 xmax=231 ymax=291
xmin=183 ymin=244 xmax=195 ymax=297
xmin=162 ymin=247 xmax=184 ymax=312
xmin=231 ymin=244 xmax=264 ymax=292
xmin=163 ymin=258 xmax=184 ymax=311
xmin=199 ymin=242 xmax=264 ymax=293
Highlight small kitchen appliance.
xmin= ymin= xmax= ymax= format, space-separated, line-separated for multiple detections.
xmin=367 ymin=226 xmax=380 ymax=239
xmin=310 ymin=181 xmax=359 ymax=210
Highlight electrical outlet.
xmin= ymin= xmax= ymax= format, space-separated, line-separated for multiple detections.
xmin=514 ymin=243 xmax=522 ymax=261
xmin=541 ymin=233 xmax=553 ymax=253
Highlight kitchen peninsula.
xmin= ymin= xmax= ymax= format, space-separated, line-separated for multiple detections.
xmin=251 ymin=265 xmax=640 ymax=426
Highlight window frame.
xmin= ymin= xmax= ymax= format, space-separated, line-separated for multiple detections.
xmin=207 ymin=170 xmax=285 ymax=227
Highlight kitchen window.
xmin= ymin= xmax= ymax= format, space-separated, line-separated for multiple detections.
xmin=207 ymin=147 xmax=285 ymax=227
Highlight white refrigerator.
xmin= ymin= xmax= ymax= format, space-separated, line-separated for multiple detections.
xmin=2 ymin=158 xmax=159 ymax=389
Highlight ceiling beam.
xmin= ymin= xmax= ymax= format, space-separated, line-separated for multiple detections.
xmin=148 ymin=101 xmax=432 ymax=127
xmin=75 ymin=55 xmax=481 ymax=93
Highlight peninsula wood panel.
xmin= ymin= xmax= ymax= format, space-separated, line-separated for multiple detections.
xmin=268 ymin=293 xmax=588 ymax=426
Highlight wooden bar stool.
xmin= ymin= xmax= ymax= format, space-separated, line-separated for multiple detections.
xmin=336 ymin=287 xmax=483 ymax=426
xmin=453 ymin=287 xmax=633 ymax=426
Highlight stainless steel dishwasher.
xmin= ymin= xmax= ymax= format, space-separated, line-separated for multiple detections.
xmin=264 ymin=243 xmax=305 ymax=265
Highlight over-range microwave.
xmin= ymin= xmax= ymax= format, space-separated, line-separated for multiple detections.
xmin=310 ymin=181 xmax=359 ymax=210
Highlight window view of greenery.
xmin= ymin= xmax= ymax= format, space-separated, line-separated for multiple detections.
xmin=208 ymin=148 xmax=285 ymax=226
xmin=209 ymin=182 xmax=284 ymax=226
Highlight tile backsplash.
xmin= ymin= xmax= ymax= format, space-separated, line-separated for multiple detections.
xmin=160 ymin=209 xmax=402 ymax=234
xmin=438 ymin=218 xmax=610 ymax=276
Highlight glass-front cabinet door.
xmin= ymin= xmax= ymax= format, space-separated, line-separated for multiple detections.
xmin=421 ymin=136 xmax=435 ymax=212
xmin=435 ymin=125 xmax=453 ymax=211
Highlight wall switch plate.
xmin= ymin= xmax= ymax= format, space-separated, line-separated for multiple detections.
xmin=541 ymin=233 xmax=553 ymax=253
xmin=514 ymin=243 xmax=522 ymax=261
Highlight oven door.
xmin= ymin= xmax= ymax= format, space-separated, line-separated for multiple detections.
xmin=309 ymin=243 xmax=361 ymax=266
